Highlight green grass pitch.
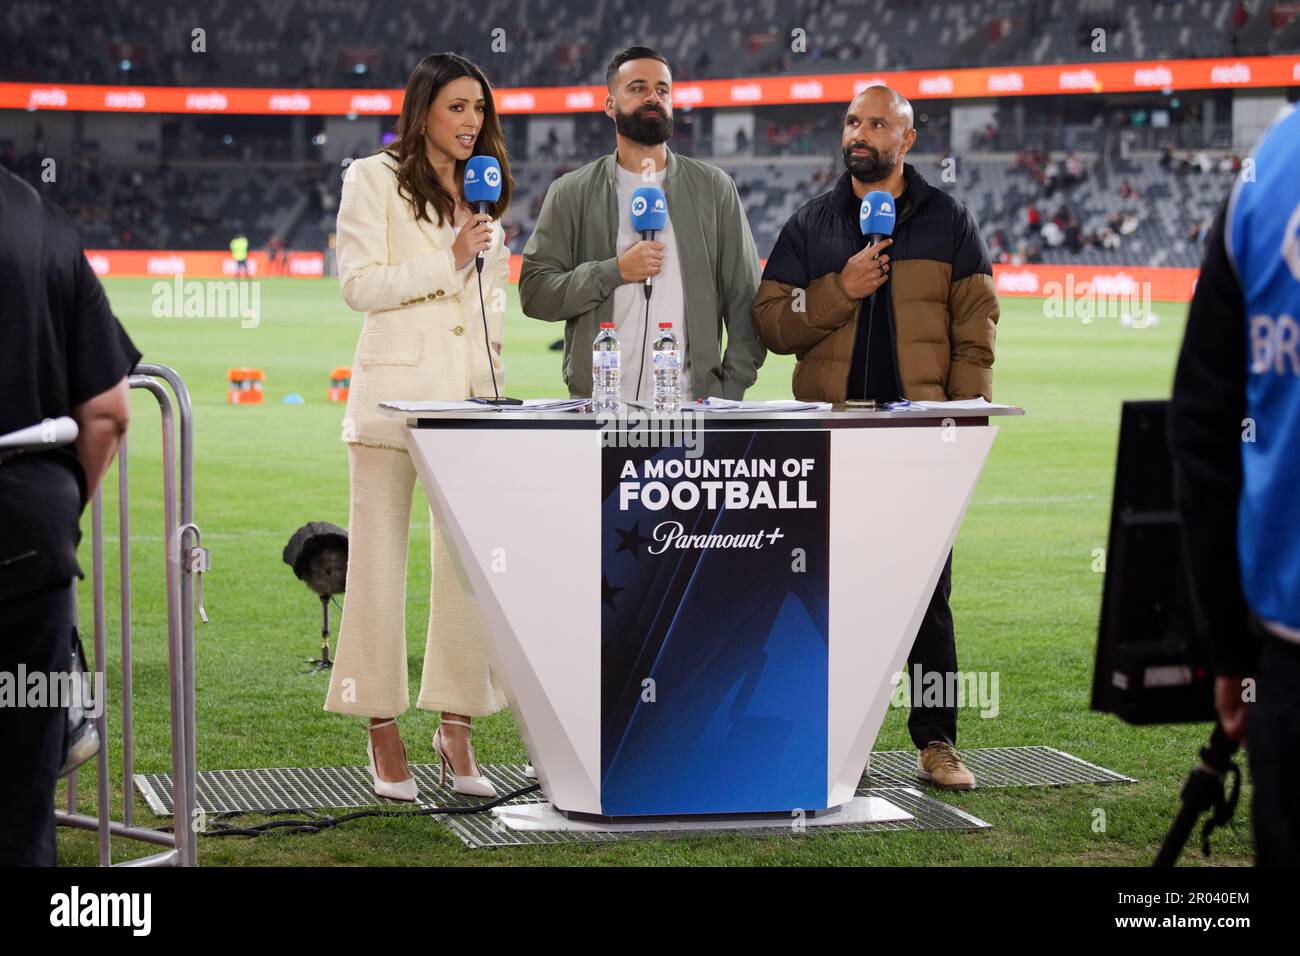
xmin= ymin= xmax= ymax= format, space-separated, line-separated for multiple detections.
xmin=54 ymin=277 xmax=1252 ymax=866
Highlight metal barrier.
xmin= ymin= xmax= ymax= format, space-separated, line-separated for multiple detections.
xmin=54 ymin=364 xmax=207 ymax=866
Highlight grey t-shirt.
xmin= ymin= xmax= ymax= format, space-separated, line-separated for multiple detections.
xmin=612 ymin=164 xmax=690 ymax=402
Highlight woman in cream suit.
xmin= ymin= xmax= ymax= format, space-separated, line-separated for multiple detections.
xmin=324 ymin=53 xmax=512 ymax=800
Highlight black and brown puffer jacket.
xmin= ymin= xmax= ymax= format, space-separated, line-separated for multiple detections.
xmin=752 ymin=165 xmax=998 ymax=403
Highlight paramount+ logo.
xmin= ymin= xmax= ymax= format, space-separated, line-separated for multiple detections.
xmin=860 ymin=198 xmax=894 ymax=224
xmin=632 ymin=194 xmax=665 ymax=216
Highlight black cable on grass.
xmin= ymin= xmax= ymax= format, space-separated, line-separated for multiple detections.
xmin=161 ymin=782 xmax=541 ymax=838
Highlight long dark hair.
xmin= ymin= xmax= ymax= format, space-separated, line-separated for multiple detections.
xmin=381 ymin=53 xmax=512 ymax=226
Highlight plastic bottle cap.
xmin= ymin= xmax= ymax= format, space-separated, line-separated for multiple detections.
xmin=600 ymin=322 xmax=615 ymax=329
xmin=658 ymin=322 xmax=672 ymax=328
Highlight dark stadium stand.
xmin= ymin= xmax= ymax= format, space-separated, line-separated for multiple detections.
xmin=0 ymin=0 xmax=1289 ymax=268
xmin=1 ymin=0 xmax=1293 ymax=88
xmin=2 ymin=112 xmax=1236 ymax=269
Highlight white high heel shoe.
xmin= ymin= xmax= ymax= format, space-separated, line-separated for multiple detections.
xmin=366 ymin=718 xmax=418 ymax=802
xmin=433 ymin=718 xmax=498 ymax=798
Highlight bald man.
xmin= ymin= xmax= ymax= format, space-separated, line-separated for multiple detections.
xmin=753 ymin=86 xmax=999 ymax=788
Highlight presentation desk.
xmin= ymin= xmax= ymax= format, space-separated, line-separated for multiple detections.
xmin=382 ymin=403 xmax=1022 ymax=822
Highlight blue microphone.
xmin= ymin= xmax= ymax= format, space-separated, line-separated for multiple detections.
xmin=630 ymin=185 xmax=667 ymax=237
xmin=630 ymin=186 xmax=667 ymax=300
xmin=464 ymin=155 xmax=502 ymax=274
xmin=860 ymin=190 xmax=896 ymax=249
xmin=460 ymin=154 xmax=519 ymax=405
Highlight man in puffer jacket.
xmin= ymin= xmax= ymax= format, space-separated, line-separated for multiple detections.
xmin=753 ymin=85 xmax=999 ymax=788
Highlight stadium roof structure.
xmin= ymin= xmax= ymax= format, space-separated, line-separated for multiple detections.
xmin=3 ymin=55 xmax=1297 ymax=116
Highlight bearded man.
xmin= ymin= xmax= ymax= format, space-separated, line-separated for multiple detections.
xmin=752 ymin=85 xmax=1000 ymax=788
xmin=521 ymin=46 xmax=766 ymax=402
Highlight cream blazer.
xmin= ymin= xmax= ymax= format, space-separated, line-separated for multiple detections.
xmin=337 ymin=151 xmax=510 ymax=450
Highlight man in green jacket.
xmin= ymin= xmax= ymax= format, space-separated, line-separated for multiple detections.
xmin=520 ymin=46 xmax=766 ymax=402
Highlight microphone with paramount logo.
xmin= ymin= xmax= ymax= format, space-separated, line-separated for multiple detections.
xmin=860 ymin=189 xmax=896 ymax=252
xmin=630 ymin=185 xmax=668 ymax=302
xmin=629 ymin=185 xmax=668 ymax=404
xmin=462 ymin=155 xmax=519 ymax=405
xmin=463 ymin=154 xmax=503 ymax=275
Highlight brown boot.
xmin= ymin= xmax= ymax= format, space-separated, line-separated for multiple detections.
xmin=916 ymin=741 xmax=976 ymax=790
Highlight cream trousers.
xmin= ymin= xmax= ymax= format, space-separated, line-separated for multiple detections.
xmin=323 ymin=442 xmax=508 ymax=718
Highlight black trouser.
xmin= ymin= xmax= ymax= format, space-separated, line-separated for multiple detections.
xmin=0 ymin=580 xmax=74 ymax=866
xmin=1250 ymin=631 xmax=1300 ymax=866
xmin=906 ymin=551 xmax=958 ymax=750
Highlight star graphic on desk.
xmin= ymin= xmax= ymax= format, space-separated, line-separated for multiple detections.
xmin=615 ymin=520 xmax=651 ymax=559
xmin=601 ymin=574 xmax=624 ymax=611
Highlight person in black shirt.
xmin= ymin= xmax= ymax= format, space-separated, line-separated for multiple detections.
xmin=0 ymin=167 xmax=141 ymax=866
xmin=1168 ymin=105 xmax=1300 ymax=865
xmin=845 ymin=180 xmax=910 ymax=404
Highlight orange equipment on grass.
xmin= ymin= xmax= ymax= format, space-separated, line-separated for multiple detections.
xmin=328 ymin=367 xmax=351 ymax=403
xmin=227 ymin=368 xmax=265 ymax=404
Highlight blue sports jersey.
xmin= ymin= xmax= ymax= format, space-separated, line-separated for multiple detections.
xmin=1227 ymin=103 xmax=1300 ymax=634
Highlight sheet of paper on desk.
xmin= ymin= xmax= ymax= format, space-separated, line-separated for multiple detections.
xmin=518 ymin=398 xmax=591 ymax=410
xmin=693 ymin=399 xmax=834 ymax=412
xmin=382 ymin=400 xmax=496 ymax=412
xmin=382 ymin=398 xmax=591 ymax=413
xmin=893 ymin=398 xmax=1013 ymax=412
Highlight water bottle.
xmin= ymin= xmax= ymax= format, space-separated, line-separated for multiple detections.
xmin=592 ymin=321 xmax=621 ymax=413
xmin=652 ymin=322 xmax=681 ymax=413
